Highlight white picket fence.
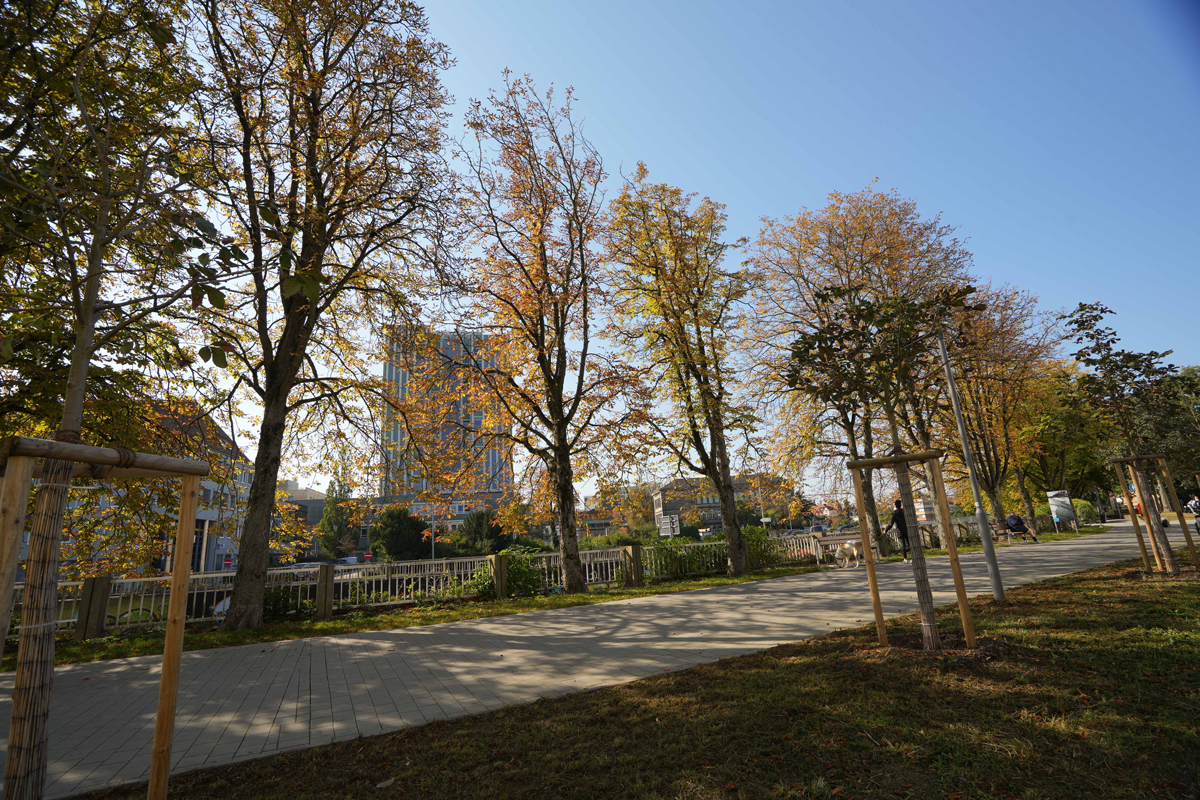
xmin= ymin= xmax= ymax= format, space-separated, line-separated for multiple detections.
xmin=7 ymin=534 xmax=820 ymax=635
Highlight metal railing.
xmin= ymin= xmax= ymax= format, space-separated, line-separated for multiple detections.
xmin=8 ymin=533 xmax=823 ymax=635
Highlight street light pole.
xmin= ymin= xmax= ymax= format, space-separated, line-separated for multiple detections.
xmin=937 ymin=329 xmax=1005 ymax=602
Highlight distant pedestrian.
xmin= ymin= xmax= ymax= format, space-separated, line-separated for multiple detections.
xmin=884 ymin=500 xmax=910 ymax=562
xmin=1005 ymin=513 xmax=1039 ymax=543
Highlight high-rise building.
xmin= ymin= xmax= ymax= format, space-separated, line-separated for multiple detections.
xmin=380 ymin=327 xmax=513 ymax=527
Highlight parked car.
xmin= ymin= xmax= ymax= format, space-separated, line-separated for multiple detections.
xmin=336 ymin=556 xmax=358 ymax=565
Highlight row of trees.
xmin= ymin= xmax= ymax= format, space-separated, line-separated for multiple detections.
xmin=4 ymin=0 xmax=1195 ymax=642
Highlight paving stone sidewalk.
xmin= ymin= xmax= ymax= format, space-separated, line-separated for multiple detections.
xmin=0 ymin=523 xmax=1188 ymax=798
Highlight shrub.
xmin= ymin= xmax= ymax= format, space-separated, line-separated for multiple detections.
xmin=262 ymin=586 xmax=311 ymax=621
xmin=503 ymin=546 xmax=546 ymax=597
xmin=462 ymin=565 xmax=496 ymax=601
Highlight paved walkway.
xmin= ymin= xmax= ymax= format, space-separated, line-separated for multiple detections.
xmin=0 ymin=523 xmax=1191 ymax=798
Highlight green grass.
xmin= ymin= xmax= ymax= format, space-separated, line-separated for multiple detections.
xmin=76 ymin=550 xmax=1200 ymax=800
xmin=2 ymin=564 xmax=822 ymax=671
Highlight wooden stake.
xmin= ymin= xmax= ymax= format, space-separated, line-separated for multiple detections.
xmin=931 ymin=460 xmax=977 ymax=648
xmin=1115 ymin=463 xmax=1151 ymax=572
xmin=1157 ymin=458 xmax=1200 ymax=571
xmin=148 ymin=475 xmax=200 ymax=800
xmin=1129 ymin=465 xmax=1163 ymax=571
xmin=851 ymin=469 xmax=887 ymax=646
xmin=0 ymin=456 xmax=35 ymax=660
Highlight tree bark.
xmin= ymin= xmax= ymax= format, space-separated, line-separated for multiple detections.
xmin=921 ymin=461 xmax=953 ymax=550
xmin=551 ymin=448 xmax=586 ymax=593
xmin=985 ymin=486 xmax=1007 ymax=526
xmin=895 ymin=456 xmax=941 ymax=652
xmin=221 ymin=391 xmax=290 ymax=629
xmin=1015 ymin=466 xmax=1038 ymax=528
xmin=860 ymin=469 xmax=890 ymax=556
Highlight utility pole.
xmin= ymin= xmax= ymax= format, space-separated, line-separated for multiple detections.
xmin=937 ymin=329 xmax=1005 ymax=602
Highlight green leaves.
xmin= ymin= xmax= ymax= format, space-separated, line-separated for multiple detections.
xmin=198 ymin=341 xmax=235 ymax=369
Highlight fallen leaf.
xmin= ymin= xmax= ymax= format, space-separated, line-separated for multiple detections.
xmin=377 ymin=778 xmax=395 ymax=789
xmin=725 ymin=781 xmax=737 ymax=791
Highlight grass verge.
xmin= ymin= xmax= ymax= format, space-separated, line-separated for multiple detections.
xmin=2 ymin=564 xmax=822 ymax=671
xmin=79 ymin=551 xmax=1199 ymax=800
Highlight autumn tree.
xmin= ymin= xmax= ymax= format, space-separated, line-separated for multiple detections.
xmin=751 ymin=186 xmax=974 ymax=555
xmin=190 ymin=0 xmax=453 ymax=627
xmin=606 ymin=166 xmax=754 ymax=572
xmin=433 ymin=75 xmax=633 ymax=593
xmin=939 ymin=286 xmax=1059 ymax=524
xmin=1063 ymin=302 xmax=1188 ymax=574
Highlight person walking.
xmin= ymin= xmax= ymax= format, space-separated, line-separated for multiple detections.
xmin=884 ymin=499 xmax=911 ymax=562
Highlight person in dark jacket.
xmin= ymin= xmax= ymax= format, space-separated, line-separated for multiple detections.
xmin=884 ymin=499 xmax=910 ymax=562
xmin=1005 ymin=513 xmax=1039 ymax=543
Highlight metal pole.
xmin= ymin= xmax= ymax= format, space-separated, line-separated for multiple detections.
xmin=937 ymin=330 xmax=1005 ymax=601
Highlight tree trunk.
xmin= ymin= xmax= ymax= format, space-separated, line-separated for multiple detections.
xmin=985 ymin=486 xmax=1006 ymax=526
xmin=922 ymin=461 xmax=954 ymax=550
xmin=884 ymin=406 xmax=940 ymax=652
xmin=551 ymin=450 xmax=587 ymax=593
xmin=4 ymin=454 xmax=73 ymax=799
xmin=1015 ymin=467 xmax=1038 ymax=528
xmin=895 ymin=457 xmax=941 ymax=652
xmin=717 ymin=480 xmax=748 ymax=573
xmin=6 ymin=282 xmax=98 ymax=798
xmin=222 ymin=394 xmax=290 ymax=629
xmin=860 ymin=469 xmax=890 ymax=556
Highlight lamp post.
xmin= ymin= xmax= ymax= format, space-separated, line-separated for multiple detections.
xmin=937 ymin=329 xmax=1005 ymax=601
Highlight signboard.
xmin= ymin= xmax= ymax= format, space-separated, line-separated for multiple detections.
xmin=364 ymin=551 xmax=372 ymax=561
xmin=1045 ymin=490 xmax=1075 ymax=522
xmin=223 ymin=556 xmax=232 ymax=567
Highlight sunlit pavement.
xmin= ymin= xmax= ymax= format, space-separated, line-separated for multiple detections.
xmin=0 ymin=521 xmax=1190 ymax=798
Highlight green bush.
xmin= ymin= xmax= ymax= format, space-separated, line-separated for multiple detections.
xmin=1072 ymin=499 xmax=1097 ymax=524
xmin=262 ymin=586 xmax=312 ymax=621
xmin=503 ymin=546 xmax=546 ymax=597
xmin=462 ymin=564 xmax=496 ymax=601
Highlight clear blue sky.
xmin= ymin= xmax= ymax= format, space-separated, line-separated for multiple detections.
xmin=427 ymin=0 xmax=1200 ymax=365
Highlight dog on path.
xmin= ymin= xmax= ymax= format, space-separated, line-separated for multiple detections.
xmin=834 ymin=539 xmax=863 ymax=569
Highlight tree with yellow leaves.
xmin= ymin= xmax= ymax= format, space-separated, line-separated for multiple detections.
xmin=431 ymin=75 xmax=638 ymax=592
xmin=606 ymin=166 xmax=755 ymax=572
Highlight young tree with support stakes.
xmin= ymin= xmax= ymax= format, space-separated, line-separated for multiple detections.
xmin=0 ymin=4 xmax=236 ymax=794
xmin=751 ymin=186 xmax=975 ymax=559
xmin=605 ymin=166 xmax=754 ymax=573
xmin=1062 ymin=302 xmax=1186 ymax=575
xmin=190 ymin=0 xmax=453 ymax=628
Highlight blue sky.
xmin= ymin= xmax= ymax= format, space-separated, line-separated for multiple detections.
xmin=428 ymin=0 xmax=1200 ymax=365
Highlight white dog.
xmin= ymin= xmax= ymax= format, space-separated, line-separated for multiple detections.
xmin=834 ymin=539 xmax=863 ymax=569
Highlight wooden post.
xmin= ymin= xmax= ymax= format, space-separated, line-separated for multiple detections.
xmin=1157 ymin=458 xmax=1200 ymax=571
xmin=622 ymin=545 xmax=644 ymax=588
xmin=147 ymin=474 xmax=200 ymax=800
xmin=1128 ymin=465 xmax=1163 ymax=571
xmin=1115 ymin=463 xmax=1152 ymax=572
xmin=930 ymin=461 xmax=977 ymax=648
xmin=316 ymin=563 xmax=334 ymax=620
xmin=851 ymin=469 xmax=888 ymax=647
xmin=73 ymin=576 xmax=111 ymax=641
xmin=0 ymin=455 xmax=35 ymax=658
xmin=487 ymin=553 xmax=508 ymax=599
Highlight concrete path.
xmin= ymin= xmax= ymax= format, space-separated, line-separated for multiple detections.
xmin=0 ymin=523 xmax=1191 ymax=798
